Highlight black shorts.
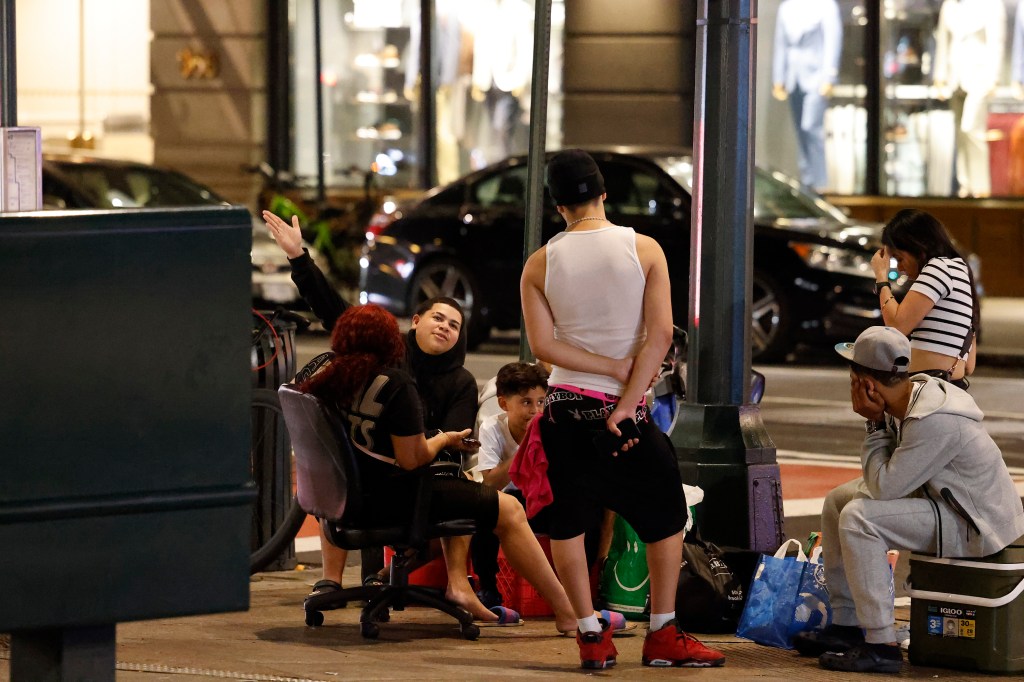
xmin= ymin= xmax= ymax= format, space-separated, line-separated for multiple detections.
xmin=539 ymin=390 xmax=687 ymax=544
xmin=362 ymin=474 xmax=500 ymax=533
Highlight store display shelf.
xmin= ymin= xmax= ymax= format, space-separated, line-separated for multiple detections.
xmin=354 ymin=91 xmax=407 ymax=105
xmin=354 ymin=126 xmax=403 ymax=141
xmin=353 ymin=49 xmax=401 ymax=70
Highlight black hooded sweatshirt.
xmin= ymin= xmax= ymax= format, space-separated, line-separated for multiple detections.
xmin=289 ymin=251 xmax=477 ymax=432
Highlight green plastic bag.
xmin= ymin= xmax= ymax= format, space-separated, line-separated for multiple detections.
xmin=600 ymin=516 xmax=649 ymax=619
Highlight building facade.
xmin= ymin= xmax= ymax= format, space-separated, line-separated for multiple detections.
xmin=14 ymin=0 xmax=1024 ymax=293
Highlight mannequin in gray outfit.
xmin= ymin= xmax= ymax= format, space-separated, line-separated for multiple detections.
xmin=800 ymin=326 xmax=1024 ymax=673
xmin=772 ymin=0 xmax=842 ymax=191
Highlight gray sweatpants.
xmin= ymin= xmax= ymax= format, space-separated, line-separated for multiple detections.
xmin=822 ymin=479 xmax=937 ymax=644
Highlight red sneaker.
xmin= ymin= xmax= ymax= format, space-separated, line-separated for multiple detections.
xmin=642 ymin=620 xmax=725 ymax=668
xmin=577 ymin=621 xmax=617 ymax=670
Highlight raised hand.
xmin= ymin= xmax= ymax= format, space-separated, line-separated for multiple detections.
xmin=262 ymin=210 xmax=304 ymax=259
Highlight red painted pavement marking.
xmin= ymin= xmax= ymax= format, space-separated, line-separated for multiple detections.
xmin=780 ymin=463 xmax=861 ymax=501
xmin=297 ymin=514 xmax=317 ymax=538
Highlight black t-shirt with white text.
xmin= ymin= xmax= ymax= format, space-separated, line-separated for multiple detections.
xmin=341 ymin=368 xmax=424 ymax=490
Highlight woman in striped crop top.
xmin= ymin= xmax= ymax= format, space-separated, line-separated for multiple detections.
xmin=870 ymin=208 xmax=979 ymax=389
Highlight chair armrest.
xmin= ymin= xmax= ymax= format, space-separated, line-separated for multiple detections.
xmin=428 ymin=460 xmax=463 ymax=477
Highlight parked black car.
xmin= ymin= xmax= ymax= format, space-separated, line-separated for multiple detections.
xmin=359 ymin=149 xmax=888 ymax=360
xmin=41 ymin=154 xmax=328 ymax=307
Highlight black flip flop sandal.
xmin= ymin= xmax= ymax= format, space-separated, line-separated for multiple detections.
xmin=306 ymin=579 xmax=341 ymax=599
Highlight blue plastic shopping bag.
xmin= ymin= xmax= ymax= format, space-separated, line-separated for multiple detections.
xmin=736 ymin=539 xmax=831 ymax=649
xmin=792 ymin=546 xmax=831 ymax=637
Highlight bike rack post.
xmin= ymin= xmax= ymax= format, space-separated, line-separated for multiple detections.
xmin=252 ymin=314 xmax=298 ymax=571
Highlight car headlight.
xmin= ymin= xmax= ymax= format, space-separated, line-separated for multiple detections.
xmin=790 ymin=242 xmax=874 ymax=278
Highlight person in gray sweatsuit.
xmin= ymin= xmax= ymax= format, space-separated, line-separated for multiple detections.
xmin=793 ymin=326 xmax=1024 ymax=674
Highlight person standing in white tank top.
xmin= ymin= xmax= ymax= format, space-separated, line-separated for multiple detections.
xmin=521 ymin=150 xmax=725 ymax=670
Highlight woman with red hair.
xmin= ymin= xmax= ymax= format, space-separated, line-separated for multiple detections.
xmin=301 ymin=304 xmax=576 ymax=630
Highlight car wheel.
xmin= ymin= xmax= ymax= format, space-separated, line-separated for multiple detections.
xmin=750 ymin=270 xmax=792 ymax=362
xmin=409 ymin=258 xmax=490 ymax=349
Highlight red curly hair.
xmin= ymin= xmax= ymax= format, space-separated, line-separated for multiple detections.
xmin=299 ymin=304 xmax=405 ymax=407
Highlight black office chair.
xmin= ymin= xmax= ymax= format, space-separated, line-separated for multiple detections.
xmin=277 ymin=383 xmax=480 ymax=640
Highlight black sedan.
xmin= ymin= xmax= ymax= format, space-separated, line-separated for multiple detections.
xmin=41 ymin=154 xmax=329 ymax=307
xmin=359 ymin=150 xmax=886 ymax=361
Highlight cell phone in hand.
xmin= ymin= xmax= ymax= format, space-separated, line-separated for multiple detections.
xmin=887 ymin=256 xmax=899 ymax=283
xmin=461 ymin=437 xmax=481 ymax=449
xmin=592 ymin=419 xmax=642 ymax=456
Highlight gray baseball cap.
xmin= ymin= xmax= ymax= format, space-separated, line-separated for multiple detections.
xmin=835 ymin=326 xmax=911 ymax=373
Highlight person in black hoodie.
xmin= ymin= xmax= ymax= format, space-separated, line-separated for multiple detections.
xmin=263 ymin=210 xmax=506 ymax=623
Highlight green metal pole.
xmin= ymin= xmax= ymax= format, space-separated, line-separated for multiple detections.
xmin=519 ymin=0 xmax=553 ymax=362
xmin=1 ymin=0 xmax=16 ymax=126
xmin=675 ymin=0 xmax=784 ymax=552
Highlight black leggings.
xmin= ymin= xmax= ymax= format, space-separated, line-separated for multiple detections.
xmin=360 ymin=474 xmax=500 ymax=533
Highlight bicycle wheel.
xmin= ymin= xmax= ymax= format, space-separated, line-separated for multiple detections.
xmin=251 ymin=495 xmax=306 ymax=574
xmin=249 ymin=388 xmax=306 ymax=573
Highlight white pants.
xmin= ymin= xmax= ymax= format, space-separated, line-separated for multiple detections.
xmin=950 ymin=89 xmax=992 ymax=196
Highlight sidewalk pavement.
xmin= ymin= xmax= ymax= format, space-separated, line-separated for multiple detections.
xmin=978 ymin=297 xmax=1024 ymax=360
xmin=1 ymin=302 xmax=1016 ymax=681
xmin=0 ymin=561 xmax=995 ymax=682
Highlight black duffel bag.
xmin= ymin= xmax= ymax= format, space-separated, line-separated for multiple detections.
xmin=675 ymin=532 xmax=746 ymax=633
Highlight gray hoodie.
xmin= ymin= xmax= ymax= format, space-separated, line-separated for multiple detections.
xmin=861 ymin=374 xmax=1024 ymax=557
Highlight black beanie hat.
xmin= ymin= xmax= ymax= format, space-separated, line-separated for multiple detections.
xmin=546 ymin=149 xmax=605 ymax=206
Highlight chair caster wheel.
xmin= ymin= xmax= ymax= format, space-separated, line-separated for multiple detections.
xmin=305 ymin=610 xmax=324 ymax=627
xmin=461 ymin=623 xmax=480 ymax=640
xmin=361 ymin=621 xmax=380 ymax=639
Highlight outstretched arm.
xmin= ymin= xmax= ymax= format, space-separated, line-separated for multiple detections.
xmin=262 ymin=209 xmax=349 ymax=330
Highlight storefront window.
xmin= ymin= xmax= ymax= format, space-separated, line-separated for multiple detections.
xmin=290 ymin=0 xmax=563 ymax=191
xmin=881 ymin=0 xmax=1022 ymax=198
xmin=429 ymin=0 xmax=564 ymax=185
xmin=757 ymin=0 xmax=869 ymax=195
xmin=291 ymin=0 xmax=419 ymax=189
xmin=761 ymin=0 xmax=1024 ymax=198
xmin=15 ymin=0 xmax=151 ymax=161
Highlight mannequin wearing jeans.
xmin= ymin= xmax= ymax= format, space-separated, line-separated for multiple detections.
xmin=772 ymin=0 xmax=842 ymax=192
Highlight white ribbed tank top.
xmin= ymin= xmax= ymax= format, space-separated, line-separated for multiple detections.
xmin=543 ymin=225 xmax=647 ymax=396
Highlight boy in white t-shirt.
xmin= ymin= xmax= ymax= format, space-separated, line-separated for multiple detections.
xmin=471 ymin=362 xmax=613 ymax=611
xmin=470 ymin=362 xmax=548 ymax=608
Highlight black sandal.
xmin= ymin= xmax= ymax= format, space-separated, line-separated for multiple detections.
xmin=362 ymin=574 xmax=386 ymax=588
xmin=306 ymin=579 xmax=341 ymax=599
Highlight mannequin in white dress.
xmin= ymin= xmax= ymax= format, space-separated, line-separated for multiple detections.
xmin=933 ymin=0 xmax=1005 ymax=197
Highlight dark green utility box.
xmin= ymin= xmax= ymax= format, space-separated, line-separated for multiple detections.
xmin=0 ymin=207 xmax=253 ymax=678
xmin=908 ymin=539 xmax=1024 ymax=673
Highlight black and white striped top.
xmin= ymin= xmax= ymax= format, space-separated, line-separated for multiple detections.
xmin=908 ymin=257 xmax=974 ymax=359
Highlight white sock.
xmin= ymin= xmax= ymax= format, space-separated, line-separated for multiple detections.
xmin=577 ymin=614 xmax=601 ymax=633
xmin=650 ymin=611 xmax=675 ymax=631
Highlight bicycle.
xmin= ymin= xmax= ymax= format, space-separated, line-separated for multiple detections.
xmin=247 ymin=162 xmax=384 ymax=291
xmin=250 ymin=307 xmax=312 ymax=574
